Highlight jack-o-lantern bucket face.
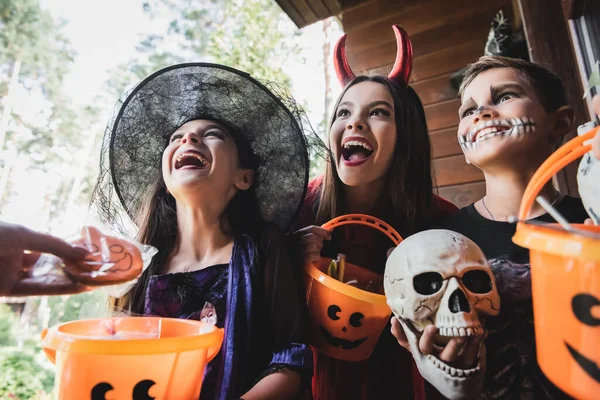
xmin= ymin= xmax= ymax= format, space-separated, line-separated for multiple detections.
xmin=303 ymin=215 xmax=401 ymax=362
xmin=512 ymin=128 xmax=600 ymax=400
xmin=514 ymin=223 xmax=600 ymax=400
xmin=305 ymin=257 xmax=392 ymax=362
xmin=42 ymin=317 xmax=223 ymax=400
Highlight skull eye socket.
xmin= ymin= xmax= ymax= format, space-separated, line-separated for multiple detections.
xmin=328 ymin=305 xmax=341 ymax=320
xmin=349 ymin=312 xmax=364 ymax=327
xmin=462 ymin=270 xmax=493 ymax=294
xmin=413 ymin=272 xmax=444 ymax=295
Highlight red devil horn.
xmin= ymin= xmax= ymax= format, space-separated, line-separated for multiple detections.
xmin=333 ymin=34 xmax=356 ymax=87
xmin=388 ymin=25 xmax=413 ymax=84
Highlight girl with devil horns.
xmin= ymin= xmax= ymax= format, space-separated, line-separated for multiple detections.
xmin=293 ymin=26 xmax=458 ymax=399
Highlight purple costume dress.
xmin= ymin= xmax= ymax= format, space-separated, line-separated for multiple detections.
xmin=144 ymin=226 xmax=313 ymax=400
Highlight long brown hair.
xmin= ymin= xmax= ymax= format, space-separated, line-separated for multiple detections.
xmin=110 ymin=119 xmax=262 ymax=314
xmin=316 ymin=75 xmax=434 ymax=236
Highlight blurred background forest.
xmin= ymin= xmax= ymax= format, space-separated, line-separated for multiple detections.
xmin=0 ymin=0 xmax=340 ymax=397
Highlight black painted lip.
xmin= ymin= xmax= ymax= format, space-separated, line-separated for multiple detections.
xmin=320 ymin=326 xmax=367 ymax=350
xmin=565 ymin=342 xmax=600 ymax=383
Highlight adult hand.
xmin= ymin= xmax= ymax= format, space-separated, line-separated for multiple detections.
xmin=292 ymin=225 xmax=331 ymax=263
xmin=390 ymin=316 xmax=482 ymax=369
xmin=0 ymin=222 xmax=89 ymax=296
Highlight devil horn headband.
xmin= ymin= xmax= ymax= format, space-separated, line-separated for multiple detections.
xmin=333 ymin=24 xmax=414 ymax=87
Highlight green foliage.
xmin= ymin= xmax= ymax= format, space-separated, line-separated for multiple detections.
xmin=0 ymin=0 xmax=75 ymax=98
xmin=108 ymin=0 xmax=300 ymax=101
xmin=0 ymin=292 xmax=107 ymax=400
xmin=205 ymin=0 xmax=299 ymax=85
xmin=0 ymin=0 xmax=107 ymax=228
xmin=0 ymin=303 xmax=16 ymax=346
xmin=46 ymin=290 xmax=109 ymax=326
xmin=0 ymin=347 xmax=54 ymax=400
xmin=143 ymin=0 xmax=222 ymax=55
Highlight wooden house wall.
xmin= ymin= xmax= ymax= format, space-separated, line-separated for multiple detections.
xmin=339 ymin=0 xmax=514 ymax=207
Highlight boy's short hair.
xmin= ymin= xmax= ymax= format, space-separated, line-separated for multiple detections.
xmin=459 ymin=56 xmax=569 ymax=112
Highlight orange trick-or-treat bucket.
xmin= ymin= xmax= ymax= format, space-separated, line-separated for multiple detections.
xmin=41 ymin=317 xmax=224 ymax=400
xmin=304 ymin=214 xmax=402 ymax=362
xmin=513 ymin=126 xmax=600 ymax=400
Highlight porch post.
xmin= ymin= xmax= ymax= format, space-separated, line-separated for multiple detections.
xmin=516 ymin=0 xmax=590 ymax=196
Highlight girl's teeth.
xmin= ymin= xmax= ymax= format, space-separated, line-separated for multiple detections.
xmin=343 ymin=140 xmax=372 ymax=151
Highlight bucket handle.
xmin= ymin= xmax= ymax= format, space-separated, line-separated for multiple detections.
xmin=519 ymin=126 xmax=599 ymax=221
xmin=41 ymin=328 xmax=56 ymax=364
xmin=321 ymin=214 xmax=402 ymax=246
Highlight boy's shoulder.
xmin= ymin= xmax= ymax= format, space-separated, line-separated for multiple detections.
xmin=437 ymin=195 xmax=589 ymax=262
xmin=436 ymin=203 xmax=521 ymax=260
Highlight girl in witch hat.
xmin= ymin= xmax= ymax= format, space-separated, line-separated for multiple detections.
xmin=93 ymin=63 xmax=320 ymax=399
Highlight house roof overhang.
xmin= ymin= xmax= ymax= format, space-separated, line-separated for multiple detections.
xmin=275 ymin=0 xmax=365 ymax=28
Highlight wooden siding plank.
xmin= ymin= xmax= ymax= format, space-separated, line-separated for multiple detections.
xmin=433 ymin=155 xmax=484 ymax=187
xmin=290 ymin=0 xmax=319 ymax=25
xmin=275 ymin=0 xmax=308 ymax=28
xmin=424 ymin=99 xmax=460 ymax=131
xmin=412 ymin=74 xmax=458 ymax=106
xmin=411 ymin=38 xmax=487 ymax=82
xmin=323 ymin=0 xmax=342 ymax=14
xmin=343 ymin=0 xmax=509 ymax=51
xmin=430 ymin=126 xmax=462 ymax=158
xmin=343 ymin=0 xmax=419 ymax=30
xmin=348 ymin=4 xmax=509 ymax=63
xmin=306 ymin=0 xmax=332 ymax=19
xmin=365 ymin=38 xmax=487 ymax=81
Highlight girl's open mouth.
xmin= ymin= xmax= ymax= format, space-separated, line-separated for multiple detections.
xmin=341 ymin=139 xmax=374 ymax=165
xmin=174 ymin=151 xmax=210 ymax=170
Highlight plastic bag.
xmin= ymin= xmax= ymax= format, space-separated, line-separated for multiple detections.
xmin=199 ymin=302 xmax=218 ymax=333
xmin=83 ymin=302 xmax=218 ymax=340
xmin=11 ymin=225 xmax=157 ymax=297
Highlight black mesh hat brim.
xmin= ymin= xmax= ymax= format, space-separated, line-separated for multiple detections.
xmin=94 ymin=63 xmax=311 ymax=233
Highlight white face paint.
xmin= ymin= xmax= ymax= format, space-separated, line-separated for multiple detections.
xmin=456 ymin=68 xmax=559 ymax=169
xmin=458 ymin=116 xmax=536 ymax=151
xmin=384 ymin=230 xmax=500 ymax=400
xmin=577 ymin=122 xmax=600 ymax=224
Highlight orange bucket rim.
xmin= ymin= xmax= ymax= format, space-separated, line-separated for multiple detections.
xmin=306 ymin=214 xmax=401 ymax=305
xmin=305 ymin=262 xmax=389 ymax=305
xmin=513 ymin=222 xmax=600 ymax=260
xmin=42 ymin=317 xmax=224 ymax=355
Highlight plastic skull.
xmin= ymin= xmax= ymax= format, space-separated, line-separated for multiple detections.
xmin=384 ymin=229 xmax=500 ymax=400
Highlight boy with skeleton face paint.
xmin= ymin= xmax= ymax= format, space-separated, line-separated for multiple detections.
xmin=451 ymin=56 xmax=588 ymax=247
xmin=392 ymin=56 xmax=590 ymax=399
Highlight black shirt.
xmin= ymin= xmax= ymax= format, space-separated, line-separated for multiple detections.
xmin=439 ymin=195 xmax=588 ymax=263
xmin=438 ymin=196 xmax=588 ymax=400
